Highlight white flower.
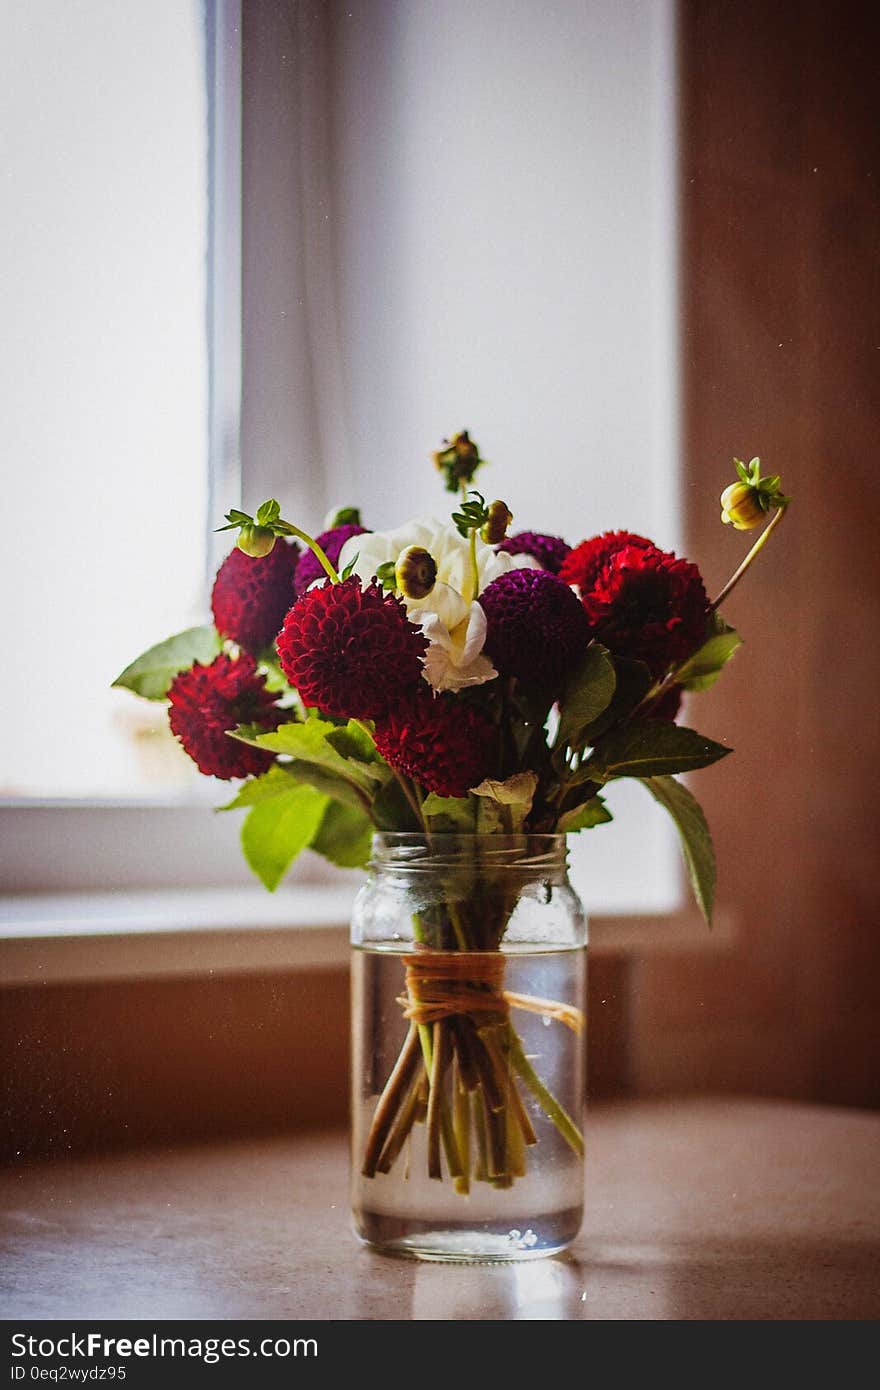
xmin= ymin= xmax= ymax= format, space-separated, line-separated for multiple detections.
xmin=419 ymin=599 xmax=497 ymax=692
xmin=337 ymin=519 xmax=539 ymax=693
xmin=338 ymin=518 xmax=515 ymax=597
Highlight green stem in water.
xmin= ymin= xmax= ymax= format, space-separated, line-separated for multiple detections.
xmin=376 ymin=1071 xmax=424 ymax=1174
xmin=452 ymin=1057 xmax=471 ymax=1195
xmin=473 ymin=1090 xmax=489 ymax=1183
xmin=494 ymin=1022 xmax=584 ymax=1158
xmin=360 ymin=1025 xmax=423 ymax=1177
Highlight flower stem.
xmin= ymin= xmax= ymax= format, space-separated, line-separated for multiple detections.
xmin=274 ymin=520 xmax=339 ymax=583
xmin=376 ymin=1073 xmax=424 ymax=1174
xmin=496 ymin=1022 xmax=584 ymax=1157
xmin=468 ymin=526 xmax=479 ymax=602
xmin=627 ymin=503 xmax=790 ymax=721
xmin=395 ymin=773 xmax=427 ymax=832
xmin=452 ymin=1057 xmax=471 ymax=1195
xmin=361 ymin=1025 xmax=423 ymax=1177
xmin=708 ymin=504 xmax=787 ymax=614
xmin=426 ymin=1020 xmax=449 ymax=1179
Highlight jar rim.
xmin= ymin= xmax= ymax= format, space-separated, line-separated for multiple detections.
xmin=371 ymin=832 xmax=567 ymax=845
xmin=368 ymin=831 xmax=570 ymax=873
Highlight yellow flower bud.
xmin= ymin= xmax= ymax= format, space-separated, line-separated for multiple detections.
xmin=395 ymin=545 xmax=438 ymax=600
xmin=720 ymin=482 xmax=765 ymax=530
xmin=480 ymin=499 xmax=513 ymax=545
xmin=237 ymin=524 xmax=277 ymax=557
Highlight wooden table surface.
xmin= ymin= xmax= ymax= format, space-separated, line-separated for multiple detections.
xmin=2 ymin=1098 xmax=878 ymax=1321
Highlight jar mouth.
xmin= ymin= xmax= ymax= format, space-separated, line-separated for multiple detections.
xmin=369 ymin=832 xmax=569 ymax=874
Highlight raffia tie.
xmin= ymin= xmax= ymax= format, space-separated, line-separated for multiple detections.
xmin=399 ymin=951 xmax=584 ymax=1036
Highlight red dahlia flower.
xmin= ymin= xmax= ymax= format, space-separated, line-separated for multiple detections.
xmin=294 ymin=523 xmax=369 ymax=594
xmin=276 ymin=576 xmax=428 ymax=720
xmin=168 ymin=652 xmax=287 ymax=780
xmin=579 ymin=543 xmax=708 ymax=678
xmin=558 ymin=530 xmax=653 ymax=593
xmin=497 ymin=531 xmax=571 ymax=574
xmin=479 ymin=568 xmax=590 ymax=695
xmin=211 ymin=540 xmax=298 ymax=652
xmin=374 ymin=691 xmax=496 ymax=797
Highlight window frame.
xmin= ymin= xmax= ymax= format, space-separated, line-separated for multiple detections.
xmin=0 ymin=0 xmax=717 ymax=948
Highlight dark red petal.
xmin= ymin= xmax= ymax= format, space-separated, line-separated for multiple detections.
xmin=168 ymin=651 xmax=287 ymax=780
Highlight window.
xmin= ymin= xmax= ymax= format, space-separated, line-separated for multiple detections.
xmin=1 ymin=0 xmax=682 ymax=915
xmin=1 ymin=0 xmax=212 ymax=800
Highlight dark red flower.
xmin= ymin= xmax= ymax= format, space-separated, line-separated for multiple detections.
xmin=276 ymin=575 xmax=428 ymax=720
xmin=558 ymin=530 xmax=653 ymax=594
xmin=579 ymin=544 xmax=709 ymax=678
xmin=497 ymin=531 xmax=571 ymax=574
xmin=294 ymin=524 xmax=369 ymax=594
xmin=168 ymin=652 xmax=287 ymax=780
xmin=211 ymin=541 xmax=298 ymax=652
xmin=374 ymin=690 xmax=496 ymax=797
xmin=479 ymin=568 xmax=590 ymax=695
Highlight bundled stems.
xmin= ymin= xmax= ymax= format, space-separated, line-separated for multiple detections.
xmin=360 ymin=940 xmax=584 ymax=1189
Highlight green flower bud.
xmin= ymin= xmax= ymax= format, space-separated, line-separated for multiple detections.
xmin=721 ymin=457 xmax=791 ymax=529
xmin=237 ymin=524 xmax=277 ymax=558
xmin=395 ymin=545 xmax=438 ymax=600
xmin=323 ymin=505 xmax=362 ymax=530
xmin=480 ymin=499 xmax=513 ymax=545
xmin=720 ymin=481 xmax=765 ymax=530
xmin=433 ymin=430 xmax=485 ymax=493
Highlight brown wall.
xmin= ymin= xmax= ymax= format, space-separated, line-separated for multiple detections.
xmin=0 ymin=957 xmax=628 ymax=1160
xmin=631 ymin=0 xmax=880 ymax=1106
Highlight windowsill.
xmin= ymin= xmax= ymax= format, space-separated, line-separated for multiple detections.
xmin=0 ymin=887 xmax=736 ymax=986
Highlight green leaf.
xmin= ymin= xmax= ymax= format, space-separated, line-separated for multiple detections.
xmin=639 ymin=775 xmax=716 ymax=924
xmin=217 ymin=764 xmax=299 ymax=810
xmin=376 ymin=560 xmax=398 ymax=590
xmin=257 ymin=657 xmax=293 ymax=696
xmin=325 ymin=505 xmax=361 ymax=529
xmin=371 ymin=777 xmax=421 ymax=831
xmin=577 ymin=657 xmax=653 ymax=747
xmin=421 ymin=793 xmax=477 ymax=832
xmin=677 ymin=627 xmax=743 ymax=693
xmin=557 ymin=795 xmax=613 ymax=833
xmin=587 ymin=723 xmax=732 ymax=781
xmin=340 ymin=554 xmax=359 ymax=581
xmin=231 ymin=718 xmax=384 ymax=792
xmin=471 ymin=772 xmax=538 ymax=832
xmin=240 ymin=784 xmax=328 ymax=891
xmin=557 ymin=644 xmax=617 ymax=749
xmin=283 ymin=760 xmax=374 ymax=813
xmin=256 ymin=498 xmax=281 ymax=526
xmin=325 ymin=721 xmax=381 ymax=765
xmin=310 ymin=800 xmax=373 ymax=869
xmin=112 ymin=626 xmax=221 ymax=700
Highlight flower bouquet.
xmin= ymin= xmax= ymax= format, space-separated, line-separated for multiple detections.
xmin=115 ymin=438 xmax=789 ymax=1253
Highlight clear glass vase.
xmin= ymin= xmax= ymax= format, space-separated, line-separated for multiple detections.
xmin=350 ymin=833 xmax=587 ymax=1262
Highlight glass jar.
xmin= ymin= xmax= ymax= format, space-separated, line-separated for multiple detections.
xmin=350 ymin=833 xmax=587 ymax=1262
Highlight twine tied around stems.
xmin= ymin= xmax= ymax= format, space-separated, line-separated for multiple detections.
xmin=399 ymin=951 xmax=585 ymax=1035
